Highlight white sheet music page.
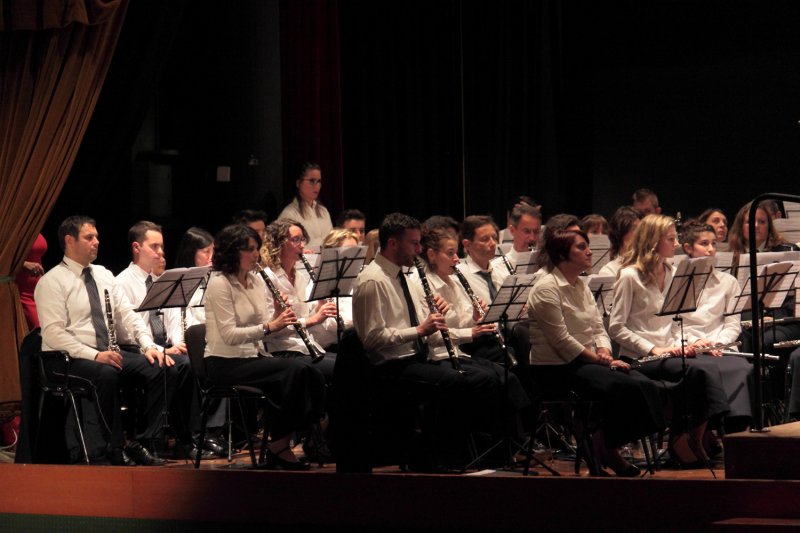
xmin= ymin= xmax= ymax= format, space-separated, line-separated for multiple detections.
xmin=587 ymin=274 xmax=615 ymax=316
xmin=589 ymin=234 xmax=611 ymax=274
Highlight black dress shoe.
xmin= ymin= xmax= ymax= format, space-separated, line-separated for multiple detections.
xmin=265 ymin=448 xmax=311 ymax=471
xmin=108 ymin=447 xmax=136 ymax=467
xmin=126 ymin=441 xmax=168 ymax=466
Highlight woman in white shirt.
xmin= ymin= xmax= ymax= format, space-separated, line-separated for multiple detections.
xmin=204 ymin=225 xmax=326 ymax=470
xmin=598 ymin=206 xmax=642 ymax=278
xmin=174 ymin=227 xmax=214 ymax=328
xmin=608 ymin=214 xmax=730 ymax=465
xmin=679 ymin=220 xmax=752 ymax=432
xmin=277 ymin=162 xmax=333 ymax=247
xmin=528 ymin=228 xmax=665 ymax=476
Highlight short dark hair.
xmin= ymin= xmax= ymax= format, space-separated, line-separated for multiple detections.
xmin=632 ymin=188 xmax=659 ymax=208
xmin=174 ymin=227 xmax=214 ymax=268
xmin=506 ymin=195 xmax=539 ymax=216
xmin=679 ymin=220 xmax=716 ymax=248
xmin=422 ymin=215 xmax=460 ymax=234
xmin=510 ymin=204 xmax=542 ymax=226
xmin=58 ymin=215 xmax=96 ymax=252
xmin=545 ymin=229 xmax=589 ymax=268
xmin=212 ymin=225 xmax=262 ymax=275
xmin=460 ymin=215 xmax=497 ymax=242
xmin=128 ymin=220 xmax=162 ymax=249
xmin=231 ymin=209 xmax=268 ymax=226
xmin=534 ymin=213 xmax=581 ymax=271
xmin=379 ymin=213 xmax=421 ymax=249
xmin=608 ymin=206 xmax=643 ymax=259
xmin=335 ymin=208 xmax=366 ymax=227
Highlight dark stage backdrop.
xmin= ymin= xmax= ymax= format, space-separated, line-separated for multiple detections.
xmin=43 ymin=0 xmax=800 ymax=274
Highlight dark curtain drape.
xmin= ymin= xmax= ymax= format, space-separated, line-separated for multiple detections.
xmin=280 ymin=0 xmax=345 ymax=217
xmin=0 ymin=0 xmax=128 ymax=401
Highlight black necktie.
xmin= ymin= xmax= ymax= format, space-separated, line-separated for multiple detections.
xmin=397 ymin=271 xmax=428 ymax=361
xmin=82 ymin=267 xmax=109 ymax=350
xmin=146 ymin=274 xmax=168 ymax=346
xmin=477 ymin=270 xmax=498 ymax=302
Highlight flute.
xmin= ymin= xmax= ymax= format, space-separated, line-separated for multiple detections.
xmin=413 ymin=257 xmax=463 ymax=373
xmin=621 ymin=340 xmax=741 ymax=368
xmin=453 ymin=264 xmax=517 ymax=368
xmin=300 ymin=252 xmax=347 ymax=332
xmin=256 ymin=264 xmax=324 ymax=363
xmin=103 ymin=289 xmax=121 ymax=353
xmin=741 ymin=316 xmax=800 ymax=330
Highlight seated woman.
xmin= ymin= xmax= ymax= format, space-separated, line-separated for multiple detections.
xmin=528 ymin=228 xmax=666 ymax=476
xmin=174 ymin=226 xmax=215 ymax=328
xmin=262 ymin=218 xmax=337 ymax=383
xmin=204 ymin=224 xmax=326 ymax=469
xmin=698 ymin=207 xmax=728 ymax=243
xmin=679 ymin=220 xmax=753 ymax=433
xmin=608 ymin=214 xmax=730 ymax=465
xmin=307 ymin=228 xmax=360 ymax=351
xmin=598 ymin=206 xmax=642 ymax=278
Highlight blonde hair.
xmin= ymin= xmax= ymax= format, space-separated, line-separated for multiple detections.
xmin=621 ymin=214 xmax=675 ymax=286
xmin=322 ymin=228 xmax=359 ymax=249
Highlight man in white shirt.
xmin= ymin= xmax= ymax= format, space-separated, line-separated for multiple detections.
xmin=492 ymin=204 xmax=542 ymax=276
xmin=352 ymin=213 xmax=515 ymax=470
xmin=115 ymin=221 xmax=209 ymax=459
xmin=335 ymin=208 xmax=367 ymax=244
xmin=459 ymin=215 xmax=507 ymax=305
xmin=34 ymin=216 xmax=169 ymax=466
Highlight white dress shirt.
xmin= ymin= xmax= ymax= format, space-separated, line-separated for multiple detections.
xmin=277 ymin=198 xmax=333 ymax=247
xmin=204 ymin=271 xmax=271 ymax=358
xmin=608 ymin=265 xmax=680 ymax=358
xmin=35 ymin=256 xmax=155 ymax=360
xmin=114 ymin=262 xmax=182 ymax=347
xmin=262 ymin=266 xmax=324 ymax=355
xmin=680 ymin=269 xmax=742 ymax=347
xmin=598 ymin=256 xmax=624 ymax=278
xmin=460 ymin=254 xmax=507 ymax=306
xmin=353 ymin=253 xmax=449 ymax=364
xmin=527 ymin=267 xmax=612 ymax=365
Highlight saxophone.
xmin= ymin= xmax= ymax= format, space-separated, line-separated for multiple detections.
xmin=256 ymin=264 xmax=324 ymax=363
xmin=103 ymin=289 xmax=121 ymax=353
xmin=413 ymin=257 xmax=463 ymax=373
xmin=453 ymin=264 xmax=517 ymax=368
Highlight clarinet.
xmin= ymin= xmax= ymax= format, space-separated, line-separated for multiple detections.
xmin=413 ymin=257 xmax=463 ymax=373
xmin=103 ymin=289 xmax=121 ymax=353
xmin=256 ymin=264 xmax=324 ymax=363
xmin=300 ymin=252 xmax=346 ymax=332
xmin=499 ymin=253 xmax=515 ymax=275
xmin=453 ymin=264 xmax=518 ymax=368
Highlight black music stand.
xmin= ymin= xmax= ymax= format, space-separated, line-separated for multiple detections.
xmin=514 ymin=250 xmax=539 ymax=275
xmin=307 ymin=246 xmax=366 ymax=346
xmin=589 ymin=234 xmax=611 ymax=274
xmin=588 ymin=275 xmax=615 ymax=318
xmin=657 ymin=256 xmax=714 ymax=476
xmin=465 ymin=274 xmax=549 ymax=473
xmin=136 ymin=266 xmax=211 ymax=439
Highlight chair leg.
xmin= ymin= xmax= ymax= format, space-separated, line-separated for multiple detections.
xmin=235 ymin=397 xmax=258 ymax=467
xmin=67 ymin=392 xmax=90 ymax=465
xmin=640 ymin=437 xmax=655 ymax=475
xmin=195 ymin=396 xmax=210 ymax=469
xmin=34 ymin=391 xmax=46 ymax=461
xmin=226 ymin=398 xmax=233 ymax=463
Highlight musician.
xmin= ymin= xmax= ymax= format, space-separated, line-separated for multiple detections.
xmin=532 ymin=214 xmax=581 ymax=274
xmin=173 ymin=226 xmax=214 ymax=328
xmin=491 ymin=204 xmax=542 ymax=276
xmin=698 ymin=207 xmax=728 ymax=243
xmin=580 ymin=214 xmax=609 ymax=236
xmin=335 ymin=209 xmax=367 ymax=244
xmin=498 ymin=195 xmax=540 ymax=244
xmin=598 ymin=206 xmax=642 ymax=278
xmin=262 ymin=219 xmax=336 ymax=382
xmin=459 ymin=215 xmax=505 ymax=306
xmin=632 ymin=188 xmax=661 ymax=216
xmin=114 ymin=221 xmax=201 ymax=458
xmin=307 ymin=228 xmax=360 ymax=350
xmin=277 ymin=162 xmax=333 ymax=247
xmin=528 ymin=228 xmax=666 ymax=476
xmin=352 ymin=213 xmax=520 ymax=469
xmin=679 ymin=220 xmax=753 ymax=431
xmin=34 ymin=216 xmax=170 ymax=466
xmin=204 ymin=224 xmax=325 ymax=470
xmin=608 ymin=214 xmax=730 ymax=464
xmin=232 ymin=209 xmax=269 ymax=265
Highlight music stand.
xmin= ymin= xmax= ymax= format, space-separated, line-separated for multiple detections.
xmin=589 ymin=234 xmax=611 ymax=274
xmin=136 ymin=266 xmax=211 ymax=438
xmin=657 ymin=256 xmax=714 ymax=475
xmin=514 ymin=250 xmax=540 ymax=275
xmin=307 ymin=246 xmax=366 ymax=346
xmin=587 ymin=275 xmax=615 ymax=317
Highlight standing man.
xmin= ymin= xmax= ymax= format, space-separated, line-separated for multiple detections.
xmin=35 ymin=216 xmax=168 ymax=465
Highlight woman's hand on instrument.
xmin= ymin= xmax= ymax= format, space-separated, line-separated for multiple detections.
xmin=596 ymin=348 xmax=614 ymax=365
xmin=471 ymin=323 xmax=497 ymax=340
xmin=472 ymin=299 xmax=489 ymax=323
xmin=308 ymin=300 xmax=338 ymax=326
xmin=417 ymin=312 xmax=448 ymax=337
xmin=431 ymin=293 xmax=449 ymax=315
xmin=609 ymin=359 xmax=631 ymax=372
xmin=273 ymin=292 xmax=292 ymax=314
xmin=268 ymin=308 xmax=298 ymax=333
xmin=692 ymin=338 xmax=721 ymax=356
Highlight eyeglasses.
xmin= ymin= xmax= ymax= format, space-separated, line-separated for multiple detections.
xmin=303 ymin=179 xmax=322 ymax=186
xmin=288 ymin=236 xmax=306 ymax=244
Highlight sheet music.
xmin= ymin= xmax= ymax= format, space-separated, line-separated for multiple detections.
xmin=589 ymin=234 xmax=611 ymax=274
xmin=137 ymin=266 xmax=212 ymax=311
xmin=784 ymin=201 xmax=800 ymax=218
xmin=307 ymin=246 xmax=367 ymax=302
xmin=727 ymin=261 xmax=797 ymax=314
xmin=734 ymin=251 xmax=800 ymax=289
xmin=587 ymin=275 xmax=615 ymax=316
xmin=515 ymin=250 xmax=540 ymax=274
xmin=774 ymin=218 xmax=800 ymax=246
xmin=658 ymin=256 xmax=714 ymax=316
xmin=715 ymin=251 xmax=733 ymax=274
xmin=483 ymin=273 xmax=536 ymax=323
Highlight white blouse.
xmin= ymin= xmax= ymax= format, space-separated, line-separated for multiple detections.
xmin=204 ymin=271 xmax=270 ymax=358
xmin=679 ymin=269 xmax=742 ymax=347
xmin=277 ymin=198 xmax=333 ymax=247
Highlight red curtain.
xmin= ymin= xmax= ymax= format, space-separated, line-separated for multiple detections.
xmin=0 ymin=0 xmax=129 ymax=401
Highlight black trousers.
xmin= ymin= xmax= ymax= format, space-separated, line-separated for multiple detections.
xmin=272 ymin=350 xmax=336 ymax=385
xmin=205 ymin=356 xmax=326 ymax=439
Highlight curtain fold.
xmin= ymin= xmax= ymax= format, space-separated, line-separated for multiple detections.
xmin=0 ymin=0 xmax=128 ymax=402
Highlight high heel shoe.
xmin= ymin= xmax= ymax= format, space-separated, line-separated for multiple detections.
xmin=266 ymin=447 xmax=311 ymax=471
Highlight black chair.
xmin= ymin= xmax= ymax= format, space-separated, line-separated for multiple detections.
xmin=184 ymin=324 xmax=264 ymax=469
